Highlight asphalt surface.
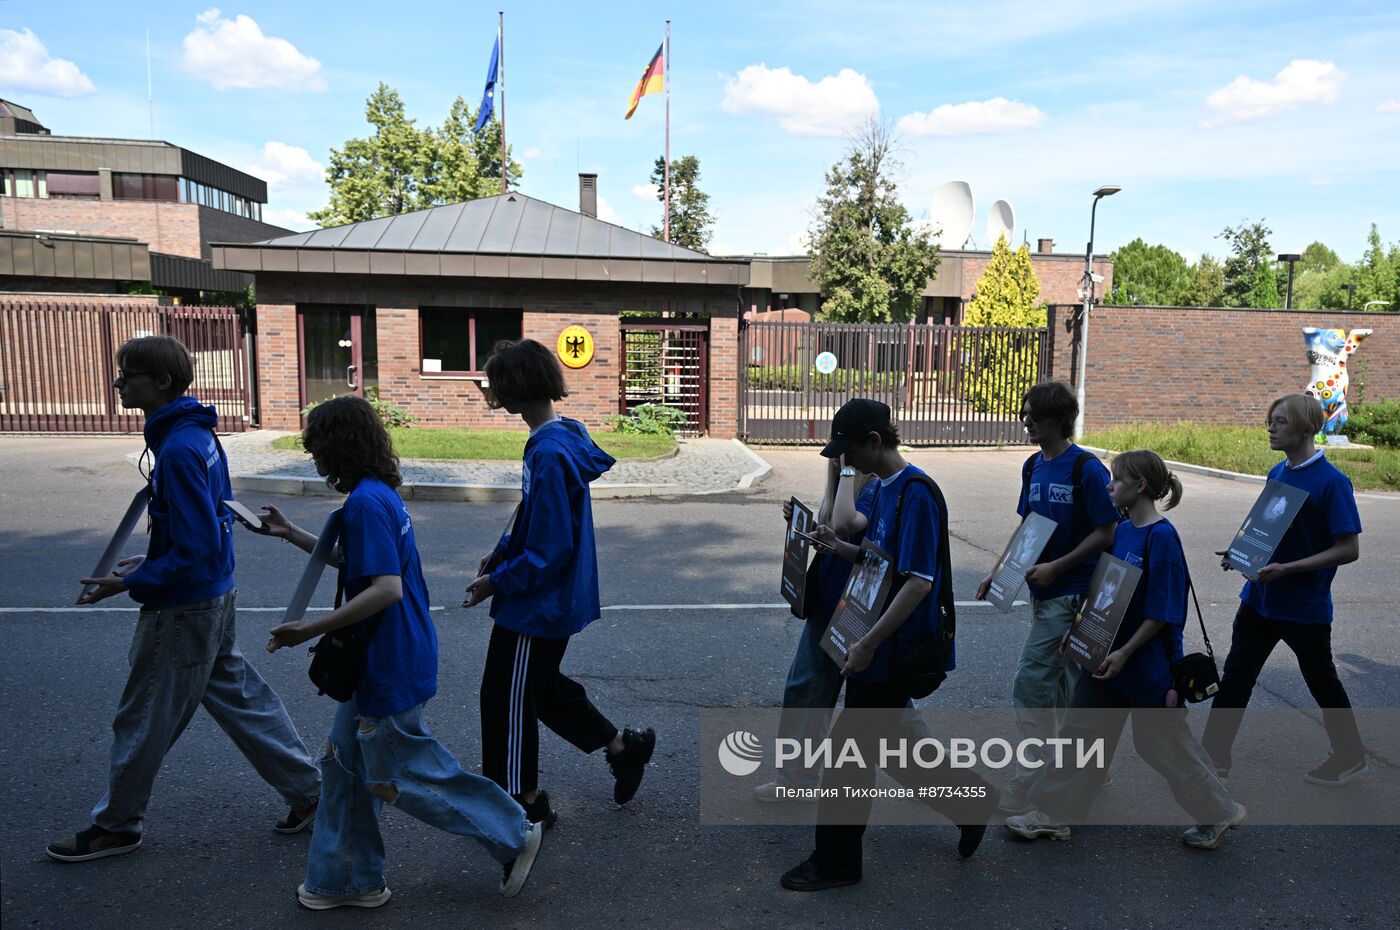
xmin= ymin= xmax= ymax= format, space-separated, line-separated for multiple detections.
xmin=2 ymin=435 xmax=1398 ymax=929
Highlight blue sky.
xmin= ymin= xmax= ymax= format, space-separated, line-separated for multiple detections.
xmin=4 ymin=1 xmax=1399 ymax=262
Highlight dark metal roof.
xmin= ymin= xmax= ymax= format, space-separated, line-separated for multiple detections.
xmin=0 ymin=230 xmax=149 ymax=282
xmin=150 ymin=252 xmax=252 ymax=293
xmin=212 ymin=193 xmax=749 ymax=286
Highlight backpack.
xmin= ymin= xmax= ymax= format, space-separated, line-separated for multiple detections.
xmin=1021 ymin=449 xmax=1097 ymax=542
xmin=883 ymin=472 xmax=956 ymax=699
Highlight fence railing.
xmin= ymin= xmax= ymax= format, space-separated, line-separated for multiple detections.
xmin=739 ymin=320 xmax=1051 ymax=445
xmin=0 ymin=302 xmax=250 ymax=433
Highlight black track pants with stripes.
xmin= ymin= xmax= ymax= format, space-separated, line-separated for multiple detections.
xmin=480 ymin=623 xmax=618 ymax=798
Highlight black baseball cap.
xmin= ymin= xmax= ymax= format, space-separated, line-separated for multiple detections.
xmin=821 ymin=398 xmax=892 ymax=458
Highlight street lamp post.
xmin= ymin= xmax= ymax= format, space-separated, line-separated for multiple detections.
xmin=1278 ymin=253 xmax=1301 ymax=309
xmin=1072 ymin=185 xmax=1120 ymax=440
xmin=1343 ymin=283 xmax=1357 ymax=309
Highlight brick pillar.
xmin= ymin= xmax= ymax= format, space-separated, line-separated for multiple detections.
xmin=255 ymin=301 xmax=301 ymax=429
xmin=375 ymin=305 xmax=418 ymax=416
xmin=708 ymin=315 xmax=739 ymax=439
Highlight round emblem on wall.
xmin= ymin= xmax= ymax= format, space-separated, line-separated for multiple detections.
xmin=814 ymin=351 xmax=838 ymax=375
xmin=557 ymin=325 xmax=595 ymax=369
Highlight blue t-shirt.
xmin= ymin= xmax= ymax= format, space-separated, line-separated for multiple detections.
xmin=1107 ymin=519 xmax=1187 ymax=706
xmin=851 ymin=465 xmax=950 ymax=683
xmin=812 ymin=482 xmax=879 ymax=626
xmin=1241 ymin=454 xmax=1362 ymax=624
xmin=340 ymin=477 xmax=439 ymax=717
xmin=1016 ymin=445 xmax=1118 ymax=600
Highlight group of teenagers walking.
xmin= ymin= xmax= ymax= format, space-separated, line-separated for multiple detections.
xmin=48 ymin=333 xmax=1365 ymax=906
xmin=765 ymin=380 xmax=1365 ymax=892
xmin=50 ymin=334 xmax=655 ymax=910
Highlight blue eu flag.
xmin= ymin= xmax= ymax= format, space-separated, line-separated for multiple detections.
xmin=474 ymin=37 xmax=500 ymax=133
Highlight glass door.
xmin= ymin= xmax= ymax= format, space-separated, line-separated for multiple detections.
xmin=299 ymin=306 xmax=378 ymax=409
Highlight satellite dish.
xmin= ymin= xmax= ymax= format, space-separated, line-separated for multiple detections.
xmin=987 ymin=199 xmax=1016 ymax=246
xmin=929 ymin=180 xmax=974 ymax=249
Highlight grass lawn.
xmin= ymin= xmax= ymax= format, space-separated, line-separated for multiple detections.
xmin=1081 ymin=423 xmax=1400 ymax=492
xmin=271 ymin=427 xmax=676 ymax=461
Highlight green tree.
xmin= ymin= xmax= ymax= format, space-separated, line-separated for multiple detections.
xmin=963 ymin=236 xmax=1045 ymax=412
xmin=1293 ymin=263 xmax=1354 ymax=310
xmin=1248 ymin=263 xmax=1281 ymax=308
xmin=310 ymin=84 xmax=521 ymax=227
xmin=1178 ymin=255 xmax=1226 ymax=307
xmin=648 ymin=154 xmax=714 ymax=252
xmin=1300 ymin=240 xmax=1341 ymax=273
xmin=1105 ymin=238 xmax=1191 ymax=306
xmin=808 ymin=119 xmax=940 ymax=323
xmin=1217 ymin=220 xmax=1275 ymax=307
xmin=1355 ymin=224 xmax=1399 ymax=311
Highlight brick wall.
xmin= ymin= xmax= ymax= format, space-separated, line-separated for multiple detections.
xmin=963 ymin=253 xmax=1113 ymax=306
xmin=1 ymin=198 xmax=290 ymax=261
xmin=1046 ymin=304 xmax=1400 ymax=432
xmin=254 ymin=274 xmax=737 ymax=433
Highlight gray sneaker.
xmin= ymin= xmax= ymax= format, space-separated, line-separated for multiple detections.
xmin=1182 ymin=801 xmax=1247 ymax=850
xmin=754 ymin=781 xmax=819 ymax=803
xmin=296 ymin=883 xmax=391 ymax=910
xmin=1005 ymin=809 xmax=1071 ymax=841
xmin=501 ymin=820 xmax=544 ymax=898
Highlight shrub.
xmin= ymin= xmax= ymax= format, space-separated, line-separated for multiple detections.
xmin=745 ymin=365 xmax=904 ymax=393
xmin=607 ymin=403 xmax=688 ymax=435
xmin=1343 ymin=400 xmax=1400 ymax=448
xmin=301 ymin=386 xmax=416 ymax=429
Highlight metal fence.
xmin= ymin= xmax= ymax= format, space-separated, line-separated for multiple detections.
xmin=619 ymin=322 xmax=709 ymax=436
xmin=739 ymin=320 xmax=1051 ymax=445
xmin=0 ymin=301 xmax=251 ymax=433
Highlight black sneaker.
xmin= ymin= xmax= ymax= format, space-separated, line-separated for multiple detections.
xmin=275 ymin=801 xmax=318 ymax=834
xmin=521 ymin=790 xmax=559 ymax=829
xmin=958 ymin=823 xmax=988 ymax=859
xmin=1304 ymin=755 xmax=1367 ymax=786
xmin=607 ymin=727 xmax=656 ymax=805
xmin=46 ymin=825 xmax=141 ymax=863
xmin=780 ymin=856 xmax=860 ymax=892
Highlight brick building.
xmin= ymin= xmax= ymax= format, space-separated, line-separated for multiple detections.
xmin=0 ymin=99 xmax=288 ymax=298
xmin=213 ymin=181 xmax=748 ymax=437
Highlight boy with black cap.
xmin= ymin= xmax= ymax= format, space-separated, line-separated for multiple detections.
xmin=781 ymin=399 xmax=995 ymax=892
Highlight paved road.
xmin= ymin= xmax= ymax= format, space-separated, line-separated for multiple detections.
xmin=2 ymin=436 xmax=1398 ymax=928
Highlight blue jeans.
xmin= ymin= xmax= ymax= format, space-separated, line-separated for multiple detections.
xmin=1009 ymin=594 xmax=1084 ymax=795
xmin=773 ymin=620 xmax=920 ymax=789
xmin=304 ymin=698 xmax=530 ymax=896
xmin=92 ymin=591 xmax=320 ymax=835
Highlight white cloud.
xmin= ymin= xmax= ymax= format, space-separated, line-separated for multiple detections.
xmin=523 ymin=146 xmax=541 ymax=160
xmin=182 ymin=9 xmax=326 ymax=91
xmin=631 ymin=183 xmax=660 ymax=202
xmin=721 ymin=63 xmax=877 ymax=136
xmin=787 ymin=230 xmax=812 ymax=254
xmin=251 ymin=141 xmax=323 ymax=187
xmin=1204 ymin=59 xmax=1344 ymax=126
xmin=0 ymin=28 xmax=95 ymax=97
xmin=594 ymin=194 xmax=625 ymax=226
xmin=897 ymin=98 xmax=1046 ymax=136
xmin=1379 ymin=99 xmax=1400 ymax=114
xmin=261 ymin=207 xmax=313 ymax=231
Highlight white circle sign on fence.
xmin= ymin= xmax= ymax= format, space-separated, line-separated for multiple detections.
xmin=814 ymin=351 xmax=838 ymax=375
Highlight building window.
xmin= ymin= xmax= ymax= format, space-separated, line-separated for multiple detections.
xmin=419 ymin=308 xmax=523 ymax=375
xmin=6 ymin=169 xmax=47 ymax=198
xmin=112 ymin=173 xmax=179 ymax=201
xmin=45 ymin=171 xmax=101 ymax=200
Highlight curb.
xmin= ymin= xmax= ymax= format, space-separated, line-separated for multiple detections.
xmin=732 ymin=439 xmax=774 ymax=488
xmin=230 ymin=474 xmax=689 ymax=501
xmin=1079 ymin=445 xmax=1270 ymax=485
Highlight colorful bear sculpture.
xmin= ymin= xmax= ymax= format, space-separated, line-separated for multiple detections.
xmin=1303 ymin=327 xmax=1371 ymax=438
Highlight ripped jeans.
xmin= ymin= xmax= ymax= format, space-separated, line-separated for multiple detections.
xmin=304 ymin=697 xmax=531 ymax=897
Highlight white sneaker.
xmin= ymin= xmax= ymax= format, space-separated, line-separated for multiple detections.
xmin=296 ymin=883 xmax=391 ymax=910
xmin=1004 ymin=809 xmax=1071 ymax=841
xmin=753 ymin=781 xmax=819 ymax=803
xmin=1182 ymin=801 xmax=1247 ymax=850
xmin=501 ymin=820 xmax=544 ymax=898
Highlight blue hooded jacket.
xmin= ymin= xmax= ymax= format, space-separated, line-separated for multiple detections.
xmin=489 ymin=418 xmax=615 ymax=637
xmin=122 ymin=396 xmax=236 ymax=609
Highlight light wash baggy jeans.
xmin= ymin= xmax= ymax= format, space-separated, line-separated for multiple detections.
xmin=304 ymin=697 xmax=530 ymax=896
xmin=1008 ymin=594 xmax=1084 ymax=796
xmin=91 ymin=590 xmax=320 ymax=834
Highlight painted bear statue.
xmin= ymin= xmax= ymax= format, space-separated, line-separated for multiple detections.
xmin=1303 ymin=327 xmax=1372 ymax=437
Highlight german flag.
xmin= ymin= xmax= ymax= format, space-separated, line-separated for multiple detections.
xmin=625 ymin=44 xmax=664 ymax=119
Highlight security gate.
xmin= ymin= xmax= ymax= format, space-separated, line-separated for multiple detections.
xmin=0 ymin=301 xmax=252 ymax=432
xmin=619 ymin=322 xmax=709 ymax=436
xmin=739 ymin=320 xmax=1051 ymax=445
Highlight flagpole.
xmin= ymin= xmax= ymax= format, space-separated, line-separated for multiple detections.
xmin=498 ymin=11 xmax=507 ymax=194
xmin=663 ymin=20 xmax=671 ymax=242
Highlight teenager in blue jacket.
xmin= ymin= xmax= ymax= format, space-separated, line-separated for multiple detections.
xmin=465 ymin=339 xmax=655 ymax=828
xmin=50 ymin=336 xmax=319 ymax=863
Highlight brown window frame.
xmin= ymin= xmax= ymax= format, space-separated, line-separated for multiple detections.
xmin=418 ymin=307 xmax=523 ymax=377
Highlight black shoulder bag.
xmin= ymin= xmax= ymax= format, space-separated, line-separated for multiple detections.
xmin=887 ymin=473 xmax=957 ymax=699
xmin=308 ymin=563 xmax=384 ymax=702
xmin=1142 ymin=525 xmax=1220 ymax=704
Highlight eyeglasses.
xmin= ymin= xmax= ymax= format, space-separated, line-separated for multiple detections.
xmin=113 ymin=369 xmax=151 ymax=387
